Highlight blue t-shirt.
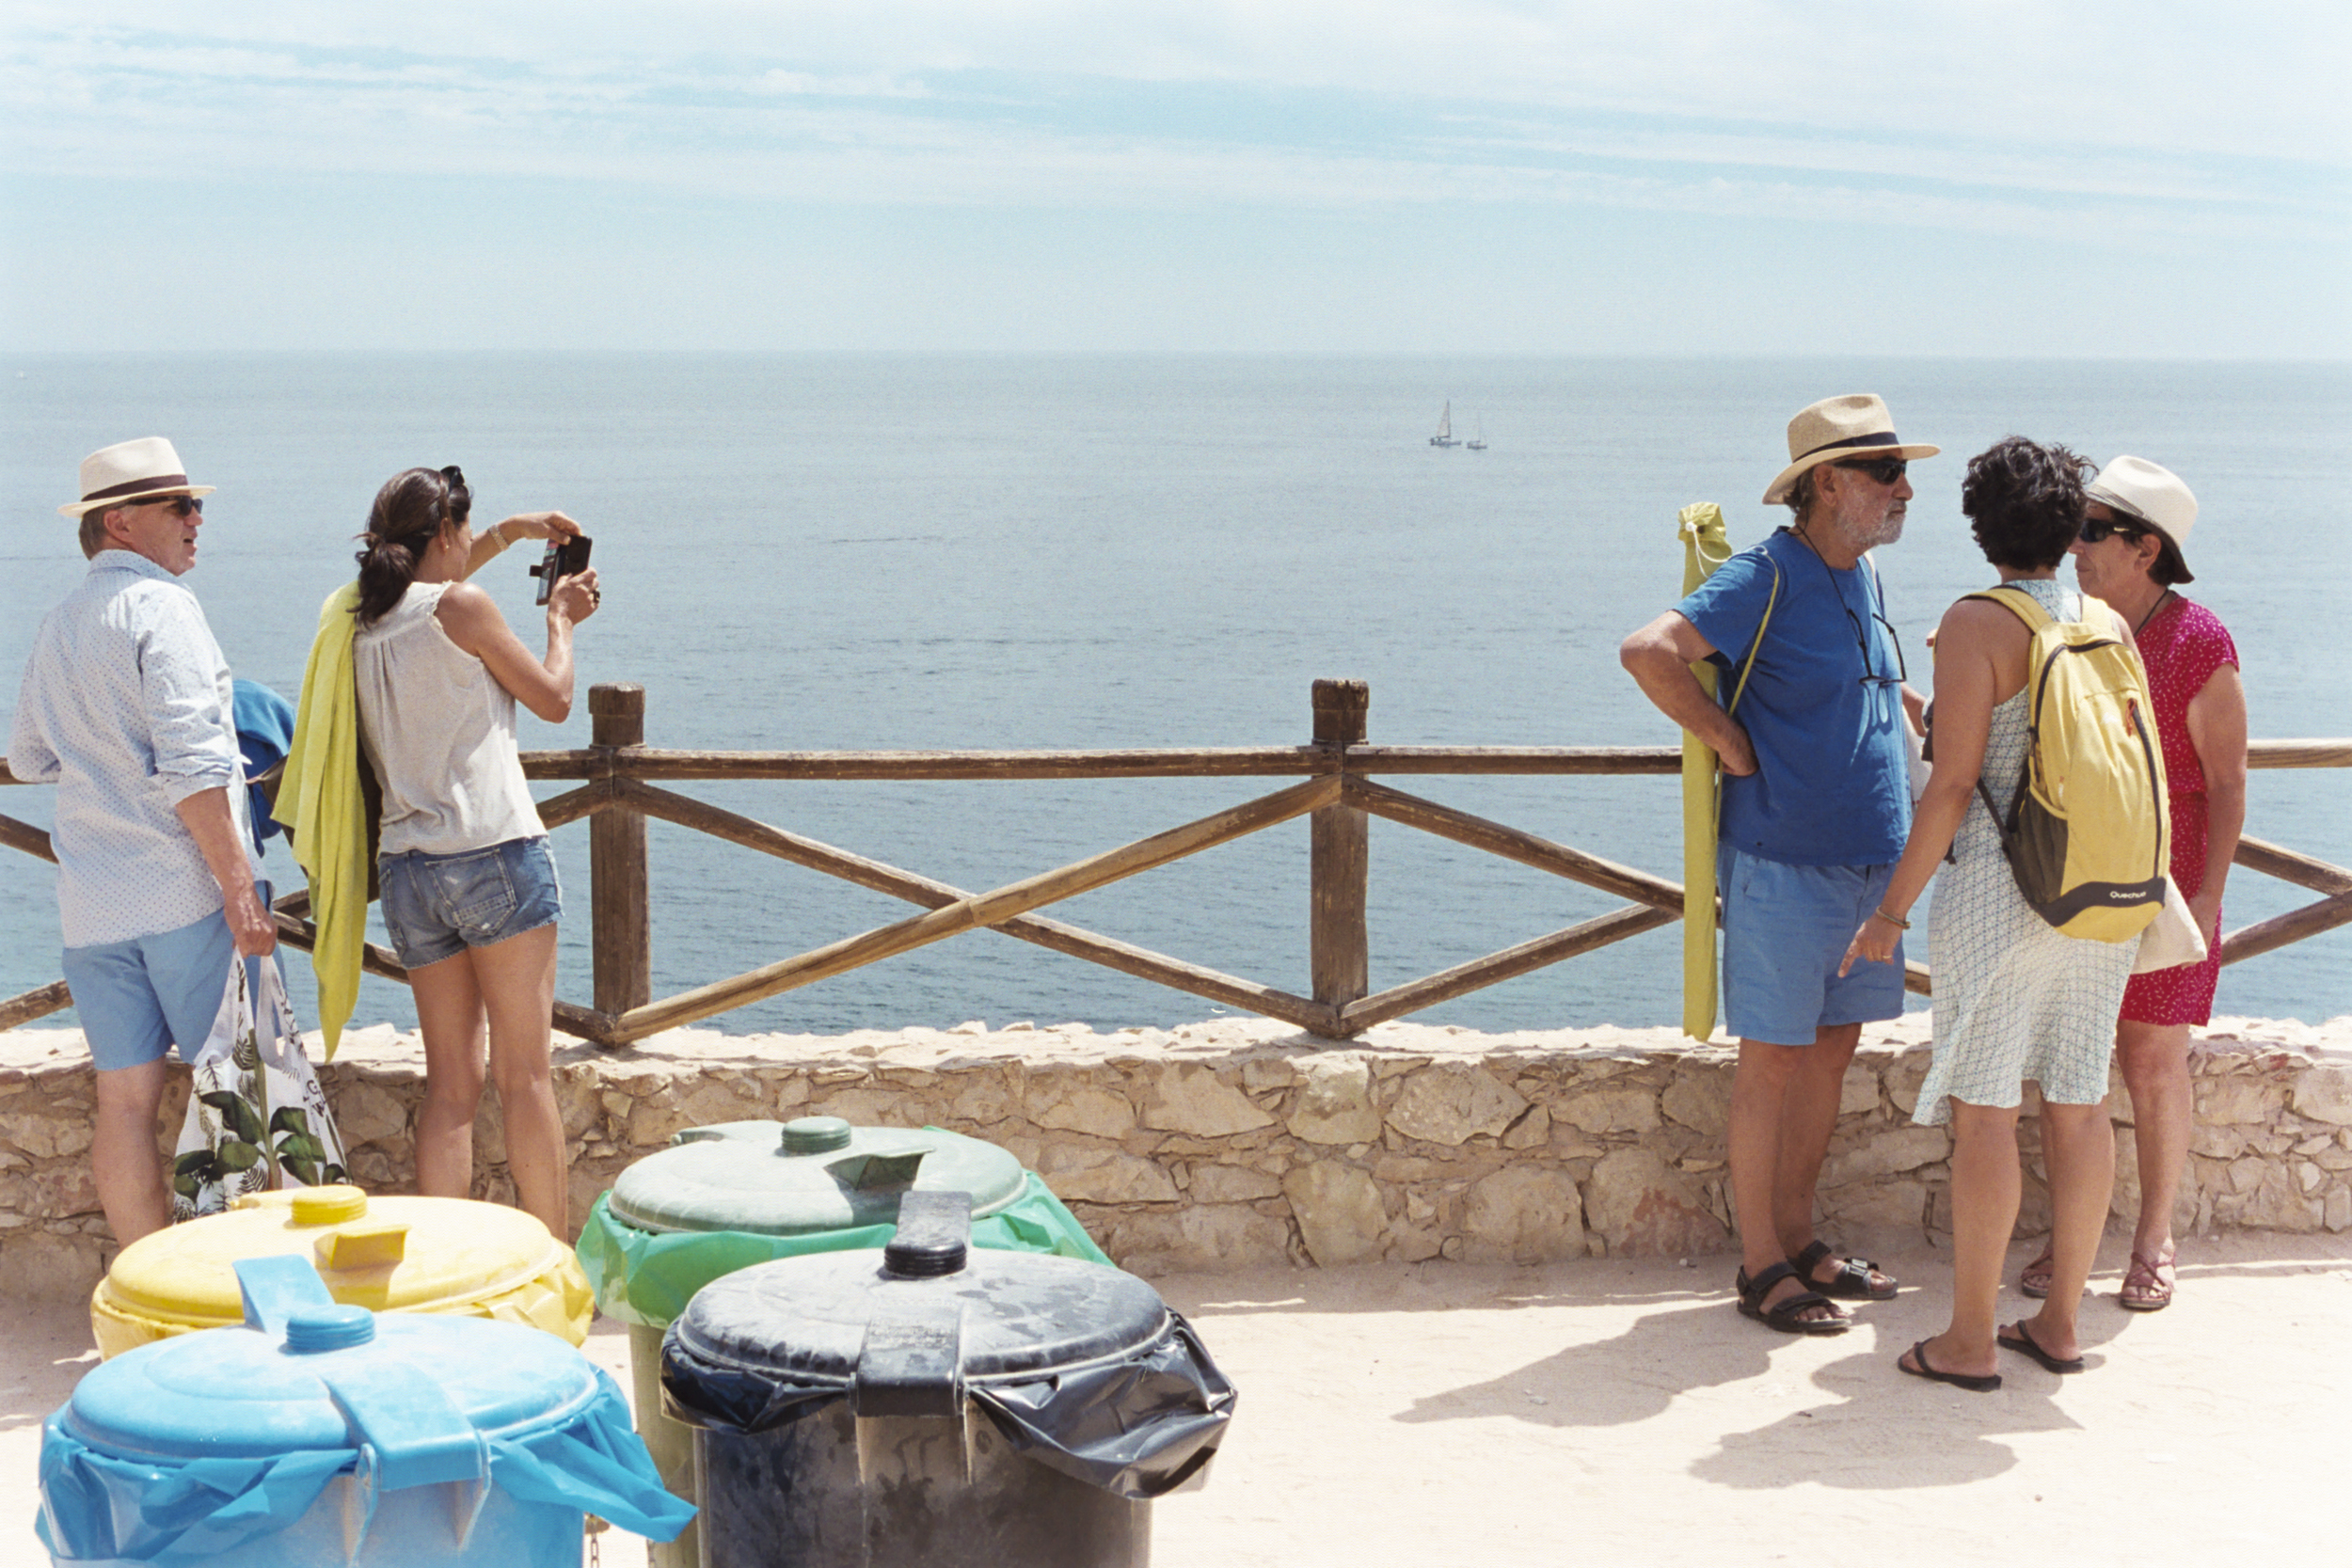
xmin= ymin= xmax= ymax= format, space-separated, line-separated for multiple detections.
xmin=1675 ymin=529 xmax=1912 ymax=866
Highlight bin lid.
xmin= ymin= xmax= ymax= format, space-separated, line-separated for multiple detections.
xmin=668 ymin=1193 xmax=1172 ymax=1389
xmin=68 ymin=1275 xmax=601 ymax=1464
xmin=608 ymin=1117 xmax=1028 ymax=1236
xmin=96 ymin=1186 xmax=578 ymax=1332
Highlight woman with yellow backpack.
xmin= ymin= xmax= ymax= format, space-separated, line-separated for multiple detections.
xmin=1840 ymin=437 xmax=2159 ymax=1391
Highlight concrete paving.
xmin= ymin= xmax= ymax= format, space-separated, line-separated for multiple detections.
xmin=6 ymin=1231 xmax=2347 ymax=1566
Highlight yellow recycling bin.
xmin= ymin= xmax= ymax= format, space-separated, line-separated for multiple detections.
xmin=90 ymin=1184 xmax=593 ymax=1359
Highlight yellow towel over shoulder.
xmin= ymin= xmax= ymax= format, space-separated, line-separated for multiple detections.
xmin=273 ymin=584 xmax=366 ymax=1059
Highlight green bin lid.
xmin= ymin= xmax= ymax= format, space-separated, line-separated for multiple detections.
xmin=607 ymin=1117 xmax=1029 ymax=1237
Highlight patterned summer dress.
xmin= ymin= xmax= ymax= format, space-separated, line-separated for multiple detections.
xmin=2121 ymin=594 xmax=2239 ymax=1025
xmin=1914 ymin=578 xmax=2138 ymax=1127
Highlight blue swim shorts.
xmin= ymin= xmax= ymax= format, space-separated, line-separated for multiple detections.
xmin=62 ymin=884 xmax=276 ymax=1073
xmin=378 ymin=835 xmax=562 ymax=970
xmin=1719 ymin=845 xmax=1905 ymax=1046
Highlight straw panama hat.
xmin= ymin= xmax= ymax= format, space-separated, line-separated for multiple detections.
xmin=2085 ymin=455 xmax=2198 ymax=583
xmin=1762 ymin=394 xmax=1941 ymax=504
xmin=58 ymin=436 xmax=215 ymax=518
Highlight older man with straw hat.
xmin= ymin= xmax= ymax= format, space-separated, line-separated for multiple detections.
xmin=8 ymin=437 xmax=275 ymax=1245
xmin=1622 ymin=394 xmax=1936 ymax=1335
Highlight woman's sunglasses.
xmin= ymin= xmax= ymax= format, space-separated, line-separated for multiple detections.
xmin=135 ymin=495 xmax=203 ymax=517
xmin=2076 ymin=514 xmax=2147 ymax=545
xmin=1832 ymin=456 xmax=1908 ymax=486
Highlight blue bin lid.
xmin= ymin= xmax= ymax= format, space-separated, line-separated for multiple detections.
xmin=65 ymin=1256 xmax=603 ymax=1466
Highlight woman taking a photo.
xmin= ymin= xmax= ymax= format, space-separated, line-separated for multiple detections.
xmin=355 ymin=466 xmax=597 ymax=1237
xmin=1842 ymin=437 xmax=2143 ymax=1389
xmin=2017 ymin=457 xmax=2242 ymax=1312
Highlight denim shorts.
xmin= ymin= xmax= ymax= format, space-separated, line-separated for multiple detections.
xmin=378 ymin=836 xmax=562 ymax=970
xmin=1719 ymin=845 xmax=1905 ymax=1045
xmin=62 ymin=884 xmax=277 ymax=1072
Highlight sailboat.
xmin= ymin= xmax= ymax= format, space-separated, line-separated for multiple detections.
xmin=1429 ymin=401 xmax=1460 ymax=448
xmin=1466 ymin=418 xmax=1486 ymax=451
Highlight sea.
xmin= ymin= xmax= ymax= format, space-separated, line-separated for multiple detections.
xmin=3 ymin=355 xmax=2346 ymax=1039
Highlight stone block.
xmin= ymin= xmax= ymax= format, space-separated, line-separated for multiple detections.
xmin=1661 ymin=1070 xmax=1731 ymax=1136
xmin=1103 ymin=1204 xmax=1294 ymax=1275
xmin=2189 ymin=1124 xmax=2247 ymax=1160
xmin=1838 ymin=1063 xmax=1881 ymax=1117
xmin=1461 ymin=1165 xmax=1585 ymax=1263
xmin=1885 ymin=1055 xmax=1930 ymax=1117
xmin=1188 ymin=1164 xmax=1283 ymax=1203
xmin=814 ymin=1086 xmax=920 ymax=1128
xmin=1287 ymin=1055 xmax=1383 ymax=1146
xmin=1824 ymin=1125 xmax=1949 ymax=1186
xmin=0 ymin=1112 xmax=63 ymax=1161
xmin=1036 ymin=1087 xmax=1137 ymax=1139
xmin=1281 ymin=1161 xmax=1386 ymax=1265
xmin=0 ymin=1228 xmax=106 ymax=1299
xmin=1556 ymin=1087 xmax=1660 ymax=1137
xmin=1141 ymin=1065 xmax=1276 ymax=1137
xmin=1582 ymin=1148 xmax=1730 ymax=1257
xmin=1385 ymin=1064 xmax=1527 ymax=1147
xmin=1036 ymin=1143 xmax=1179 ymax=1205
xmin=1501 ymin=1104 xmax=1551 ymax=1150
xmin=2291 ymin=1068 xmax=2352 ymax=1126
xmin=1820 ymin=1179 xmax=1929 ymax=1243
xmin=2198 ymin=1078 xmax=2282 ymax=1126
xmin=335 ymin=1081 xmax=409 ymax=1146
xmin=2326 ymin=1185 xmax=2352 ymax=1233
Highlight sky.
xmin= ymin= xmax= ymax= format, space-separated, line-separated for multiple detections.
xmin=3 ymin=2 xmax=2347 ymax=355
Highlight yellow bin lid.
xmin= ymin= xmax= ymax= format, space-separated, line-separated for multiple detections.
xmin=91 ymin=1186 xmax=592 ymax=1358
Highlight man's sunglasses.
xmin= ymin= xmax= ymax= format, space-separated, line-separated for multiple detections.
xmin=2076 ymin=513 xmax=2147 ymax=545
xmin=1831 ymin=456 xmax=1908 ymax=486
xmin=135 ymin=495 xmax=203 ymax=517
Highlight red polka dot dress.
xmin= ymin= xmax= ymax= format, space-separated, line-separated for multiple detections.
xmin=2122 ymin=594 xmax=2239 ymax=1025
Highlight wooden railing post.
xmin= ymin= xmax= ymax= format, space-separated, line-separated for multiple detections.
xmin=1311 ymin=679 xmax=1370 ymax=1029
xmin=590 ymin=684 xmax=651 ymax=1032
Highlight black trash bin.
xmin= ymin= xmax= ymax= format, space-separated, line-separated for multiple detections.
xmin=660 ymin=1191 xmax=1235 ymax=1568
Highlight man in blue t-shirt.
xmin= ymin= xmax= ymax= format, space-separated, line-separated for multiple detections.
xmin=1621 ymin=394 xmax=1936 ymax=1335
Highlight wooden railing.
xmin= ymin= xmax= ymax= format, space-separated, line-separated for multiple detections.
xmin=4 ymin=682 xmax=2348 ymax=1043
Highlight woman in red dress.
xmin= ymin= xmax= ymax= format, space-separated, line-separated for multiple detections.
xmin=2028 ymin=456 xmax=2245 ymax=1311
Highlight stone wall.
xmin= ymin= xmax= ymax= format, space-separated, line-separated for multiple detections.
xmin=5 ymin=1013 xmax=2347 ymax=1298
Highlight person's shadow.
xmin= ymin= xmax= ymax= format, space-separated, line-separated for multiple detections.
xmin=1396 ymin=1296 xmax=2091 ymax=1490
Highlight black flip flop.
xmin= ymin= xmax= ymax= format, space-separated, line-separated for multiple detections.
xmin=1898 ymin=1339 xmax=2001 ymax=1393
xmin=1735 ymin=1261 xmax=1849 ymax=1336
xmin=1998 ymin=1320 xmax=2086 ymax=1374
xmin=1790 ymin=1240 xmax=1898 ymax=1300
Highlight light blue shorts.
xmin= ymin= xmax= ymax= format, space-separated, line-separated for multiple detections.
xmin=378 ymin=835 xmax=562 ymax=970
xmin=62 ymin=884 xmax=275 ymax=1073
xmin=1720 ymin=845 xmax=1905 ymax=1046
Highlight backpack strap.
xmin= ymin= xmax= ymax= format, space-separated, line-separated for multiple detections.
xmin=1963 ymin=584 xmax=2054 ymax=633
xmin=1724 ymin=558 xmax=1781 ymax=719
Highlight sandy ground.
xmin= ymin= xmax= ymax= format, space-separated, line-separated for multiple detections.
xmin=7 ymin=1233 xmax=2347 ymax=1567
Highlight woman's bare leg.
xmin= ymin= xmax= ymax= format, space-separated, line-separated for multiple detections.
xmin=1907 ymin=1098 xmax=2018 ymax=1379
xmin=470 ymin=923 xmax=568 ymax=1238
xmin=2116 ymin=1021 xmax=2191 ymax=1262
xmin=410 ymin=951 xmax=488 ymax=1199
xmin=2028 ymin=1099 xmax=2117 ymax=1358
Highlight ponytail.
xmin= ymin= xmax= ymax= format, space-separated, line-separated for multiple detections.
xmin=355 ymin=465 xmax=471 ymax=626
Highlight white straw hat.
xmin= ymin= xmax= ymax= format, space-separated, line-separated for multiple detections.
xmin=1761 ymin=394 xmax=1940 ymax=504
xmin=59 ymin=436 xmax=214 ymax=518
xmin=2084 ymin=455 xmax=2197 ymax=582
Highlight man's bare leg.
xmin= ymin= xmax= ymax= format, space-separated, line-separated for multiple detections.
xmin=92 ymin=1057 xmax=172 ymax=1244
xmin=1775 ymin=1022 xmax=1893 ymax=1292
xmin=1728 ymin=1037 xmax=1843 ymax=1323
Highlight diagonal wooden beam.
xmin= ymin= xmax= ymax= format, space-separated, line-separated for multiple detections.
xmin=1340 ymin=905 xmax=1677 ymax=1033
xmin=608 ymin=775 xmax=1341 ymax=1044
xmin=0 ymin=812 xmax=56 ymax=864
xmin=0 ymin=980 xmax=72 ymax=1033
xmin=621 ymin=782 xmax=1336 ymax=1034
xmin=2219 ymin=891 xmax=2352 ymax=968
xmin=1343 ymin=776 xmax=1682 ymax=912
xmin=2234 ymin=836 xmax=2352 ymax=897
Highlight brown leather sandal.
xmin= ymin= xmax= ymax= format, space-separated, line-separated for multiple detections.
xmin=2120 ymin=1249 xmax=2176 ymax=1311
xmin=2017 ymin=1245 xmax=2055 ymax=1300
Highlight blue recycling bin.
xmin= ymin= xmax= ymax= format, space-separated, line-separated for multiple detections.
xmin=37 ymin=1256 xmax=694 ymax=1567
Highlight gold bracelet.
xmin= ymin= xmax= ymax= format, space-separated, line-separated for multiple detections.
xmin=1873 ymin=907 xmax=1911 ymax=929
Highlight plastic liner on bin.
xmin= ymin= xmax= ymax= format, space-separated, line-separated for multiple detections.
xmin=38 ymin=1256 xmax=693 ymax=1564
xmin=660 ymin=1192 xmax=1234 ymax=1504
xmin=576 ymin=1120 xmax=1111 ymax=1330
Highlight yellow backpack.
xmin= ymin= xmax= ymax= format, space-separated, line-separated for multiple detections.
xmin=1968 ymin=585 xmax=2170 ymax=942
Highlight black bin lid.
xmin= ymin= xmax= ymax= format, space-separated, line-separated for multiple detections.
xmin=669 ymin=1192 xmax=1170 ymax=1389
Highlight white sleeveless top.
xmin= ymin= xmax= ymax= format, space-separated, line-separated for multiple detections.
xmin=354 ymin=580 xmax=546 ymax=858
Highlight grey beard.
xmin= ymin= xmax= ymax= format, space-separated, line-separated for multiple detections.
xmin=1851 ymin=511 xmax=1905 ymax=551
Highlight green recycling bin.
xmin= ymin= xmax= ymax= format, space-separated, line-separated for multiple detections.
xmin=576 ymin=1116 xmax=1110 ymax=1568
